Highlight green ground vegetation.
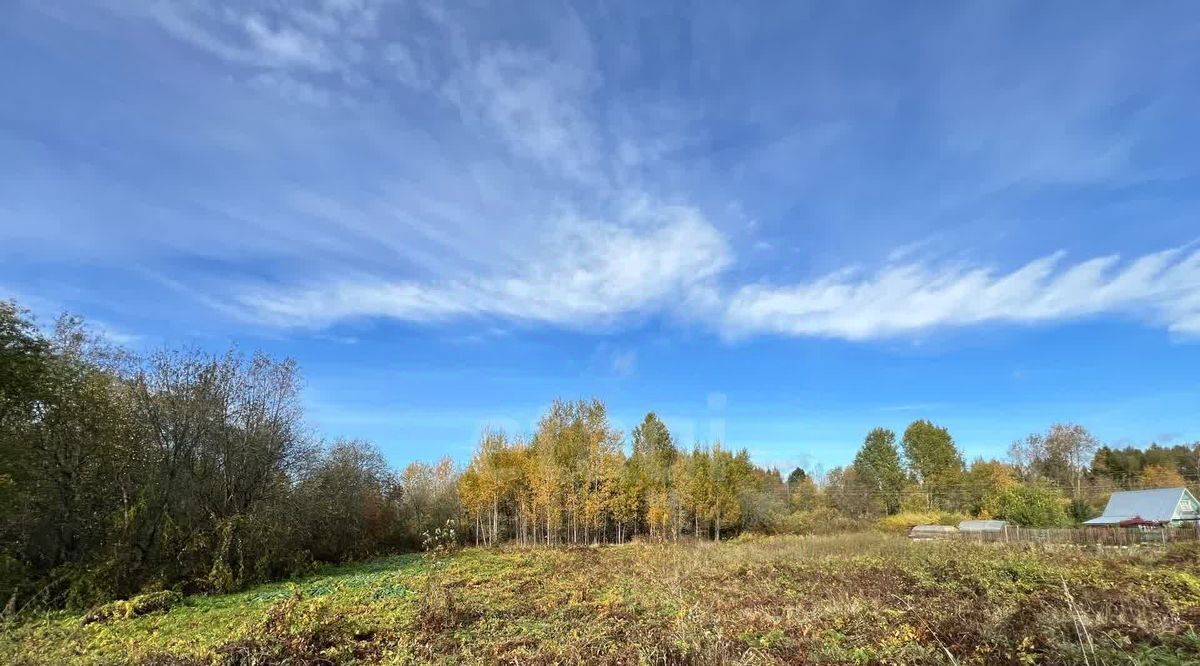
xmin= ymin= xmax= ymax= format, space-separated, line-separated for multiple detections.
xmin=3 ymin=534 xmax=1199 ymax=665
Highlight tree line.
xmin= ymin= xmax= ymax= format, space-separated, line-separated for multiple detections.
xmin=805 ymin=422 xmax=1200 ymax=531
xmin=0 ymin=302 xmax=458 ymax=612
xmin=459 ymin=413 xmax=1200 ymax=547
xmin=457 ymin=402 xmax=777 ymax=546
xmin=3 ymin=299 xmax=1197 ymax=611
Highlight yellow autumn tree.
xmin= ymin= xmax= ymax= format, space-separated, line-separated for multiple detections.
xmin=1140 ymin=464 xmax=1186 ymax=489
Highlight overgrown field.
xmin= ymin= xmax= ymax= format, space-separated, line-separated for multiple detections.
xmin=3 ymin=534 xmax=1199 ymax=665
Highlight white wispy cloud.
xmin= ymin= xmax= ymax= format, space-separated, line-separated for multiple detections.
xmin=240 ymin=231 xmax=1200 ymax=342
xmin=110 ymin=0 xmax=386 ymax=100
xmin=723 ymin=245 xmax=1200 ymax=340
xmin=238 ymin=201 xmax=731 ymax=328
xmin=10 ymin=2 xmax=1199 ymax=348
xmin=172 ymin=3 xmax=732 ymax=331
xmin=444 ymin=44 xmax=601 ymax=183
xmin=88 ymin=320 xmax=147 ymax=347
xmin=0 ymin=286 xmax=148 ymax=347
xmin=609 ymin=348 xmax=637 ymax=378
xmin=129 ymin=5 xmax=1200 ymax=342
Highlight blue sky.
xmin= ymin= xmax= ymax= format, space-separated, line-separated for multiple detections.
xmin=2 ymin=1 xmax=1199 ymax=472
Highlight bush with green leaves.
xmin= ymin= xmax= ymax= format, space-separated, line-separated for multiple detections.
xmin=81 ymin=590 xmax=182 ymax=625
xmin=990 ymin=483 xmax=1070 ymax=527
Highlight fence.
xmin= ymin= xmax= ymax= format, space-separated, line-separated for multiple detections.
xmin=959 ymin=524 xmax=1200 ymax=546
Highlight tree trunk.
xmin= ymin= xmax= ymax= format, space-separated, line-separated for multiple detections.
xmin=491 ymin=500 xmax=499 ymax=547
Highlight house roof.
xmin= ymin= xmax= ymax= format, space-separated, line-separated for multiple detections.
xmin=1082 ymin=515 xmax=1138 ymax=526
xmin=1082 ymin=515 xmax=1120 ymax=525
xmin=1084 ymin=487 xmax=1197 ymax=525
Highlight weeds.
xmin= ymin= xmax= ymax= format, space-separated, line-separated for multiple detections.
xmin=2 ymin=537 xmax=1198 ymax=665
xmin=416 ymin=519 xmax=465 ymax=632
xmin=81 ymin=591 xmax=182 ymax=625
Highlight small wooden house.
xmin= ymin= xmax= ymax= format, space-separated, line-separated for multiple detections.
xmin=1083 ymin=487 xmax=1200 ymax=528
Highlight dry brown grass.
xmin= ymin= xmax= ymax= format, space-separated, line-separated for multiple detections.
xmin=3 ymin=535 xmax=1199 ymax=665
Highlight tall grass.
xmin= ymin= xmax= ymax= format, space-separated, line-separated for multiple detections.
xmin=3 ymin=535 xmax=1198 ymax=665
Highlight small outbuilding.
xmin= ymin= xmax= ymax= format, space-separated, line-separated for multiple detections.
xmin=908 ymin=524 xmax=958 ymax=540
xmin=1082 ymin=487 xmax=1200 ymax=528
xmin=958 ymin=519 xmax=1010 ymax=539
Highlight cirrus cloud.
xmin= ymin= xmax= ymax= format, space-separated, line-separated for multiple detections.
xmin=7 ymin=2 xmax=1199 ymax=348
xmin=237 ymin=200 xmax=732 ymax=329
xmin=723 ymin=245 xmax=1200 ymax=340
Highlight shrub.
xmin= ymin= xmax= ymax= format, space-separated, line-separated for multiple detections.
xmin=1067 ymin=498 xmax=1095 ymax=524
xmin=774 ymin=508 xmax=868 ymax=535
xmin=992 ymin=484 xmax=1070 ymax=527
xmin=0 ymin=555 xmax=27 ymax=617
xmin=418 ymin=520 xmax=464 ymax=630
xmin=81 ymin=590 xmax=182 ymax=625
xmin=212 ymin=592 xmax=382 ymax=665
